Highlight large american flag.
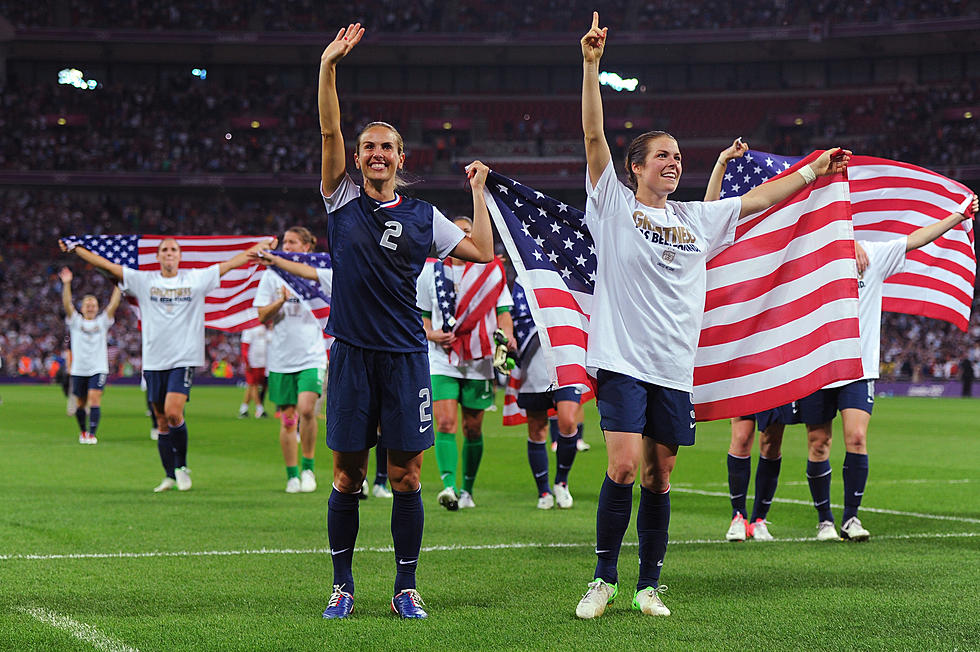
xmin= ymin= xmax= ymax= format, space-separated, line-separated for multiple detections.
xmin=267 ymin=250 xmax=332 ymax=329
xmin=63 ymin=234 xmax=271 ymax=332
xmin=430 ymin=258 xmax=507 ymax=365
xmin=721 ymin=151 xmax=977 ymax=330
xmin=486 ymin=163 xmax=864 ymax=421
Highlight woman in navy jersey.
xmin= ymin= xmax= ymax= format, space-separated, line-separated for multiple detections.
xmin=317 ymin=22 xmax=494 ymax=620
xmin=575 ymin=12 xmax=850 ymax=619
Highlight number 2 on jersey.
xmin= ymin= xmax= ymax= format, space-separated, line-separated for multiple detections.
xmin=380 ymin=220 xmax=402 ymax=250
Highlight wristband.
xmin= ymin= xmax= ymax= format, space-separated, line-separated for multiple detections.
xmin=797 ymin=164 xmax=816 ymax=184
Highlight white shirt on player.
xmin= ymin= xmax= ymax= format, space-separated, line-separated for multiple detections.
xmin=584 ymin=160 xmax=741 ymax=392
xmin=826 ymin=237 xmax=907 ymax=387
xmin=416 ymin=261 xmax=513 ymax=380
xmin=241 ymin=325 xmax=269 ymax=368
xmin=253 ymin=269 xmax=330 ymax=374
xmin=120 ymin=265 xmax=220 ymax=371
xmin=67 ymin=312 xmax=113 ymax=376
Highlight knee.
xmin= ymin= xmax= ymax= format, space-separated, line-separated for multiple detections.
xmin=462 ymin=424 xmax=482 ymax=441
xmin=435 ymin=415 xmax=456 ymax=434
xmin=808 ymin=436 xmax=831 ymax=459
xmin=387 ymin=465 xmax=419 ymax=491
xmin=165 ymin=412 xmax=183 ymax=427
xmin=333 ymin=468 xmax=364 ymax=494
xmin=607 ymin=458 xmax=636 ymax=485
xmin=556 ymin=415 xmax=577 ymax=436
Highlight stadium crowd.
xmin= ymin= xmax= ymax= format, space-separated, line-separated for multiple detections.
xmin=2 ymin=0 xmax=975 ymax=31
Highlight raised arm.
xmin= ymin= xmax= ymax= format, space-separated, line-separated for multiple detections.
xmin=738 ymin=148 xmax=851 ymax=219
xmin=105 ymin=285 xmax=123 ymax=320
xmin=319 ymin=23 xmax=364 ymax=197
xmin=450 ymin=161 xmax=494 ymax=263
xmin=218 ymin=238 xmax=276 ymax=277
xmin=582 ymin=12 xmax=611 ymax=189
xmin=60 ymin=240 xmax=125 ymax=282
xmin=906 ymin=194 xmax=978 ymax=251
xmin=251 ymin=250 xmax=319 ymax=281
xmin=704 ymin=138 xmax=748 ymax=201
xmin=58 ymin=267 xmax=75 ymax=317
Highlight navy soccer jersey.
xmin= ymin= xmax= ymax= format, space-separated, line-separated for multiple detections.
xmin=322 ymin=174 xmax=464 ymax=352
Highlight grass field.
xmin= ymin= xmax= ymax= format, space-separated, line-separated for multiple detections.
xmin=1 ymin=384 xmax=978 ymax=651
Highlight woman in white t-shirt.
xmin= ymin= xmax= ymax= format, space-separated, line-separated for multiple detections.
xmin=253 ymin=226 xmax=331 ymax=494
xmin=574 ymin=13 xmax=851 ymax=620
xmin=59 ymin=267 xmax=121 ymax=445
xmin=61 ymin=236 xmax=272 ymax=492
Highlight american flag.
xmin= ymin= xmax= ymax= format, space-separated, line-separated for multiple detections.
xmin=267 ymin=250 xmax=333 ymax=331
xmin=486 ymin=164 xmax=864 ymax=421
xmin=430 ymin=258 xmax=507 ymax=365
xmin=63 ymin=234 xmax=271 ymax=332
xmin=722 ymin=151 xmax=977 ymax=331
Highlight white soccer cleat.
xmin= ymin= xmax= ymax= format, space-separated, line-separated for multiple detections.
xmin=553 ymin=483 xmax=573 ymax=509
xmin=726 ymin=513 xmax=747 ymax=542
xmin=816 ymin=520 xmax=839 ymax=541
xmin=437 ymin=486 xmax=458 ymax=511
xmin=840 ymin=516 xmax=870 ymax=541
xmin=86 ymin=433 xmax=98 ymax=445
xmin=576 ymin=438 xmax=591 ymax=452
xmin=536 ymin=492 xmax=554 ymax=510
xmin=175 ymin=466 xmax=192 ymax=491
xmin=153 ymin=477 xmax=176 ymax=493
xmin=575 ymin=579 xmax=618 ymax=619
xmin=372 ymin=483 xmax=393 ymax=499
xmin=78 ymin=432 xmax=87 ymax=444
xmin=748 ymin=519 xmax=774 ymax=541
xmin=459 ymin=490 xmax=476 ymax=509
xmin=285 ymin=477 xmax=301 ymax=494
xmin=255 ymin=406 xmax=266 ymax=418
xmin=150 ymin=428 xmax=159 ymax=441
xmin=550 ymin=441 xmax=558 ymax=453
xmin=632 ymin=585 xmax=671 ymax=616
xmin=300 ymin=469 xmax=317 ymax=493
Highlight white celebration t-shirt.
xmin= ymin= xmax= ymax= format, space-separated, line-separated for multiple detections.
xmin=254 ymin=270 xmax=329 ymax=373
xmin=67 ymin=312 xmax=113 ymax=376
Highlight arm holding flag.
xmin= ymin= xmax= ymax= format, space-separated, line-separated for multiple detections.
xmin=218 ymin=238 xmax=276 ymax=277
xmin=60 ymin=240 xmax=125 ymax=281
xmin=738 ymin=147 xmax=851 ymax=218
xmin=423 ymin=315 xmax=455 ymax=351
xmin=705 ymin=138 xmax=748 ymax=201
xmin=448 ymin=161 xmax=494 ymax=263
xmin=905 ymin=194 xmax=977 ymax=252
xmin=252 ymin=249 xmax=319 ymax=281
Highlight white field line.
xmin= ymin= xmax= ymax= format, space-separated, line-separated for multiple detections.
xmin=676 ymin=478 xmax=974 ymax=487
xmin=16 ymin=606 xmax=140 ymax=652
xmin=2 ymin=531 xmax=978 ymax=562
xmin=670 ymin=486 xmax=980 ymax=524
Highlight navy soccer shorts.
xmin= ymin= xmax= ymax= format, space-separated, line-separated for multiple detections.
xmin=596 ymin=369 xmax=696 ymax=446
xmin=70 ymin=373 xmax=107 ymax=398
xmin=143 ymin=368 xmax=194 ymax=406
xmin=326 ymin=339 xmax=434 ymax=453
xmin=797 ymin=379 xmax=875 ymax=425
xmin=517 ymin=386 xmax=580 ymax=413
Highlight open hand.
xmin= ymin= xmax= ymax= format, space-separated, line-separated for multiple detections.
xmin=321 ymin=23 xmax=365 ymax=67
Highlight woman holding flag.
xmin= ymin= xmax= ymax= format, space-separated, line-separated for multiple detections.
xmin=59 ymin=235 xmax=273 ymax=492
xmin=316 ymin=22 xmax=494 ymax=620
xmin=417 ymin=215 xmax=514 ymax=512
xmin=575 ymin=12 xmax=851 ymax=619
xmin=252 ymin=226 xmax=331 ymax=495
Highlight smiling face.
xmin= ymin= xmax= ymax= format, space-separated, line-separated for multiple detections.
xmin=156 ymin=238 xmax=181 ymax=276
xmin=80 ymin=295 xmax=99 ymax=319
xmin=282 ymin=228 xmax=315 ymax=254
xmin=354 ymin=124 xmax=405 ymax=188
xmin=632 ymin=135 xmax=682 ymax=198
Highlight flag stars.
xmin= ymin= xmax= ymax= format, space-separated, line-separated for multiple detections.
xmin=765 ymin=157 xmax=774 ymax=168
xmin=550 ymin=223 xmax=562 ymax=234
xmin=563 ymin=238 xmax=574 ymax=250
xmin=557 ymin=202 xmax=568 ymax=212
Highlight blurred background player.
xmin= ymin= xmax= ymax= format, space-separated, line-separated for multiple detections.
xmin=417 ymin=215 xmax=514 ymax=511
xmin=316 ymin=22 xmax=493 ymax=620
xmin=59 ymin=266 xmax=121 ymax=444
xmin=799 ymin=195 xmax=978 ymax=542
xmin=511 ymin=281 xmax=582 ymax=509
xmin=253 ymin=226 xmax=328 ymax=494
xmin=61 ymin=235 xmax=271 ymax=491
xmin=239 ymin=323 xmax=269 ymax=419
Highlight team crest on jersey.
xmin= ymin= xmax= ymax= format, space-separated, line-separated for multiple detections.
xmin=662 ymin=250 xmax=675 ymax=264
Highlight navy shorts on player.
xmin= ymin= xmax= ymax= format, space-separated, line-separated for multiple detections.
xmin=745 ymin=403 xmax=800 ymax=432
xmin=326 ymin=339 xmax=434 ymax=453
xmin=517 ymin=386 xmax=580 ymax=413
xmin=71 ymin=373 xmax=107 ymax=398
xmin=596 ymin=369 xmax=696 ymax=446
xmin=143 ymin=368 xmax=194 ymax=406
xmin=797 ymin=379 xmax=875 ymax=425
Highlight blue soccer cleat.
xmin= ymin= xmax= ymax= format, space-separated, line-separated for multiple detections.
xmin=391 ymin=589 xmax=428 ymax=619
xmin=322 ymin=585 xmax=354 ymax=619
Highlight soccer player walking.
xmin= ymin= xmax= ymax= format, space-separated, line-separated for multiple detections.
xmin=575 ymin=12 xmax=850 ymax=619
xmin=417 ymin=217 xmax=514 ymax=512
xmin=800 ymin=194 xmax=978 ymax=542
xmin=60 ymin=236 xmax=272 ymax=491
xmin=317 ymin=23 xmax=494 ymax=620
xmin=59 ymin=267 xmax=121 ymax=445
